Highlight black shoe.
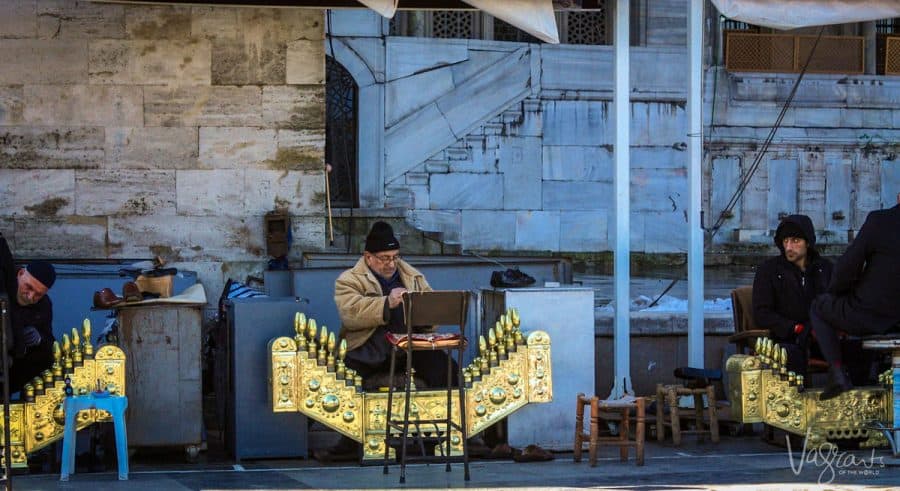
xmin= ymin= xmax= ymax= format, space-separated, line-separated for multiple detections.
xmin=314 ymin=436 xmax=360 ymax=463
xmin=820 ymin=366 xmax=852 ymax=401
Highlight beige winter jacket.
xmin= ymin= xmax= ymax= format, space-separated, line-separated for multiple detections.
xmin=334 ymin=256 xmax=432 ymax=351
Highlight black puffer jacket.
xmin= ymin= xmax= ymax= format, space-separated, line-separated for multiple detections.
xmin=752 ymin=215 xmax=833 ymax=341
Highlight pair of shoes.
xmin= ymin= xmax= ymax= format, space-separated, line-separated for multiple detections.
xmin=488 ymin=443 xmax=515 ymax=459
xmin=820 ymin=366 xmax=852 ymax=401
xmin=93 ymin=288 xmax=123 ymax=309
xmin=512 ymin=444 xmax=554 ymax=463
xmin=123 ymin=281 xmax=142 ymax=302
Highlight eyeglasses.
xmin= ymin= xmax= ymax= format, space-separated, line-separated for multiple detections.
xmin=372 ymin=253 xmax=401 ymax=264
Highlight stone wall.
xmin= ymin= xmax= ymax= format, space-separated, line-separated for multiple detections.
xmin=0 ymin=1 xmax=327 ymax=295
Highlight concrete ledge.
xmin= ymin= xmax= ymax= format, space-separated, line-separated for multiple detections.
xmin=594 ymin=310 xmax=734 ymax=336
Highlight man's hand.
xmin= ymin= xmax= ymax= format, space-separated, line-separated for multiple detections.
xmin=22 ymin=325 xmax=42 ymax=347
xmin=387 ymin=287 xmax=407 ymax=308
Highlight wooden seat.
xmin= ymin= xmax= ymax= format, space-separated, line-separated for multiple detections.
xmin=383 ymin=290 xmax=469 ymax=484
xmin=655 ymin=383 xmax=719 ymax=445
xmin=574 ymin=393 xmax=645 ymax=466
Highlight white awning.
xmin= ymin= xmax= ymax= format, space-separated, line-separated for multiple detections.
xmin=462 ymin=0 xmax=559 ymax=44
xmin=357 ymin=0 xmax=399 ymax=19
xmin=710 ymin=0 xmax=900 ymax=30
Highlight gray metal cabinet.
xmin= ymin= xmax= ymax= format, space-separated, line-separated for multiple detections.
xmin=117 ymin=305 xmax=203 ymax=451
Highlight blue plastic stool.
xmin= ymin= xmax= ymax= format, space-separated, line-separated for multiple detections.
xmin=59 ymin=394 xmax=129 ymax=481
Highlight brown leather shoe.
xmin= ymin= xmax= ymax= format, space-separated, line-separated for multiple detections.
xmin=122 ymin=281 xmax=142 ymax=303
xmin=93 ymin=288 xmax=123 ymax=309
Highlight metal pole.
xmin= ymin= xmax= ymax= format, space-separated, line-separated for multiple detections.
xmin=611 ymin=0 xmax=632 ymax=398
xmin=1 ymin=294 xmax=12 ymax=489
xmin=687 ymin=0 xmax=705 ymax=368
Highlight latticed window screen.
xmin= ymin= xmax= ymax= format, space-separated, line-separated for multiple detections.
xmin=886 ymin=37 xmax=900 ymax=75
xmin=432 ymin=11 xmax=477 ymax=39
xmin=565 ymin=11 xmax=606 ymax=45
xmin=325 ymin=56 xmax=358 ymax=208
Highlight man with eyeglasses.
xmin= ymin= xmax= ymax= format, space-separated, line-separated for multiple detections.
xmin=319 ymin=222 xmax=454 ymax=461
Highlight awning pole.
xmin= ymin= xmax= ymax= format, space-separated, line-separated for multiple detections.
xmin=611 ymin=0 xmax=632 ymax=398
xmin=687 ymin=0 xmax=704 ymax=368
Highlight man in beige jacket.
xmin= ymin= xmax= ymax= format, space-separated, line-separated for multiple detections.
xmin=335 ymin=221 xmax=456 ymax=390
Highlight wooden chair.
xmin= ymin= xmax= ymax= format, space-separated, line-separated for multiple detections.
xmin=383 ymin=290 xmax=469 ymax=484
xmin=574 ymin=393 xmax=645 ymax=466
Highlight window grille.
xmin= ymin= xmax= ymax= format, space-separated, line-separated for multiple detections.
xmin=325 ymin=56 xmax=358 ymax=208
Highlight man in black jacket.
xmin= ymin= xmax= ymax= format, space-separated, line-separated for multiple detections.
xmin=811 ymin=194 xmax=900 ymax=400
xmin=1 ymin=233 xmax=57 ymax=395
xmin=753 ymin=214 xmax=832 ymax=376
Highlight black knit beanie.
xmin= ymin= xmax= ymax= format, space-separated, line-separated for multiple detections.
xmin=26 ymin=261 xmax=56 ymax=289
xmin=365 ymin=221 xmax=400 ymax=253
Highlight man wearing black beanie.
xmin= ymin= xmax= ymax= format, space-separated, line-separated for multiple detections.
xmin=752 ymin=214 xmax=832 ymax=377
xmin=0 ymin=232 xmax=57 ymax=395
xmin=320 ymin=221 xmax=456 ymax=461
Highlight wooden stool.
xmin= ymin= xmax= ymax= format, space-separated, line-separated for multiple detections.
xmin=655 ymin=384 xmax=719 ymax=445
xmin=574 ymin=393 xmax=645 ymax=466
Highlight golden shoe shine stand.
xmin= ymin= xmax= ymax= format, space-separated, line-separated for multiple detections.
xmin=269 ymin=309 xmax=553 ymax=461
xmin=727 ymin=336 xmax=893 ymax=448
xmin=1 ymin=320 xmax=127 ymax=468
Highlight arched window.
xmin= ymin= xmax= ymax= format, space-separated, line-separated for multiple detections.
xmin=325 ymin=55 xmax=358 ymax=208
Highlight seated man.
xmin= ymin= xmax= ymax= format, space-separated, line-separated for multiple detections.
xmin=0 ymin=232 xmax=57 ymax=395
xmin=811 ymin=192 xmax=900 ymax=400
xmin=335 ymin=221 xmax=456 ymax=390
xmin=752 ymin=214 xmax=832 ymax=376
xmin=316 ymin=222 xmax=457 ymax=461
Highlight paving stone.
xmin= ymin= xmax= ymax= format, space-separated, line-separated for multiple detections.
xmin=460 ymin=210 xmax=515 ymax=250
xmin=430 ymin=173 xmax=503 ymax=210
xmin=37 ymin=1 xmax=125 ymax=39
xmin=75 ymin=169 xmax=176 ymax=216
xmin=13 ymin=216 xmax=108 ymax=259
xmin=286 ymin=39 xmax=325 ymax=85
xmin=542 ymin=145 xmax=612 ymax=181
xmin=244 ymin=169 xmax=324 ymax=216
xmin=106 ymin=126 xmax=198 ymax=169
xmin=0 ymin=170 xmax=74 ymax=217
xmin=262 ymin=85 xmax=325 ymax=130
xmin=560 ymin=210 xmax=608 ymax=251
xmin=499 ymin=137 xmax=541 ymax=210
xmin=0 ymin=0 xmax=37 ymax=38
xmin=89 ymin=39 xmax=211 ymax=85
xmin=515 ymin=210 xmax=560 ymax=251
xmin=0 ymin=39 xmax=88 ymax=84
xmin=144 ymin=85 xmax=261 ymax=127
xmin=0 ymin=126 xmax=104 ymax=169
xmin=109 ymin=214 xmax=266 ymax=261
xmin=24 ymin=85 xmax=141 ymax=126
xmin=0 ymin=85 xmax=24 ymax=125
xmin=542 ymin=181 xmax=612 ymax=210
xmin=125 ymin=6 xmax=192 ymax=39
xmin=198 ymin=127 xmax=277 ymax=169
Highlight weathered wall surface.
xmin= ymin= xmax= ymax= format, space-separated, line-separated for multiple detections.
xmin=0 ymin=1 xmax=326 ymax=294
xmin=330 ymin=11 xmax=899 ymax=255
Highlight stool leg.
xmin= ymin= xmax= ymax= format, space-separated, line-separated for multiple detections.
xmin=619 ymin=407 xmax=629 ymax=462
xmin=635 ymin=398 xmax=645 ymax=466
xmin=693 ymin=391 xmax=705 ymax=443
xmin=59 ymin=407 xmax=78 ymax=481
xmin=574 ymin=394 xmax=585 ymax=463
xmin=113 ymin=405 xmax=129 ymax=480
xmin=707 ymin=385 xmax=720 ymax=443
xmin=668 ymin=388 xmax=681 ymax=446
xmin=588 ymin=398 xmax=599 ymax=467
xmin=655 ymin=385 xmax=665 ymax=442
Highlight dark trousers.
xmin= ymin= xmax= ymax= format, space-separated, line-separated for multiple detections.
xmin=345 ymin=349 xmax=459 ymax=392
xmin=809 ymin=295 xmax=887 ymax=385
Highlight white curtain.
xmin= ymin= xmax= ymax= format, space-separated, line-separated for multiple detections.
xmin=710 ymin=0 xmax=900 ymax=30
